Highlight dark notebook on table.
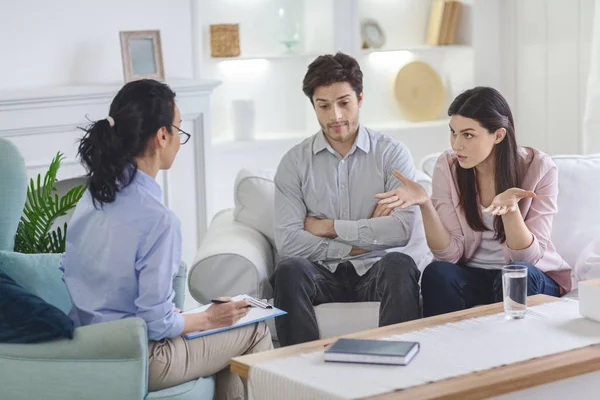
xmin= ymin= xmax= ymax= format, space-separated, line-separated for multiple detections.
xmin=324 ymin=338 xmax=420 ymax=366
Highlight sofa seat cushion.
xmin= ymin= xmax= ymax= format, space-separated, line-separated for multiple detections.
xmin=147 ymin=376 xmax=215 ymax=400
xmin=0 ymin=272 xmax=74 ymax=343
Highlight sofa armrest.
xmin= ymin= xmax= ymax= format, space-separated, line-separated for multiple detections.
xmin=0 ymin=317 xmax=148 ymax=400
xmin=189 ymin=209 xmax=274 ymax=304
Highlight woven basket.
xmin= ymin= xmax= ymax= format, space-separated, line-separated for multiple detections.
xmin=210 ymin=24 xmax=240 ymax=57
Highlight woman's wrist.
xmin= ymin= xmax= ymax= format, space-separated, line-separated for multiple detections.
xmin=182 ymin=311 xmax=212 ymax=334
xmin=419 ymin=197 xmax=434 ymax=210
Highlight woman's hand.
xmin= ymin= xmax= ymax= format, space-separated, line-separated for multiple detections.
xmin=205 ymin=299 xmax=250 ymax=329
xmin=374 ymin=171 xmax=430 ymax=210
xmin=482 ymin=188 xmax=536 ymax=216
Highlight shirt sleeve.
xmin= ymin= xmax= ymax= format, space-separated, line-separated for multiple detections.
xmin=274 ymin=151 xmax=352 ymax=261
xmin=334 ymin=142 xmax=415 ymax=249
xmin=430 ymin=153 xmax=466 ymax=263
xmin=504 ymin=160 xmax=559 ymax=265
xmin=134 ymin=212 xmax=184 ymax=340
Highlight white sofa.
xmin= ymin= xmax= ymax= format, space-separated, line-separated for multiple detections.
xmin=189 ymin=153 xmax=600 ymax=340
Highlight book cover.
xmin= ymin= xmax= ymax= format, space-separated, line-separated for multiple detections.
xmin=445 ymin=1 xmax=462 ymax=45
xmin=439 ymin=1 xmax=453 ymax=45
xmin=324 ymin=338 xmax=420 ymax=366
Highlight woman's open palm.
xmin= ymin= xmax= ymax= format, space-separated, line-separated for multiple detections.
xmin=374 ymin=171 xmax=429 ymax=210
xmin=483 ymin=188 xmax=536 ymax=216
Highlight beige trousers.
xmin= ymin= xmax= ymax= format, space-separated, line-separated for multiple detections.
xmin=148 ymin=322 xmax=273 ymax=400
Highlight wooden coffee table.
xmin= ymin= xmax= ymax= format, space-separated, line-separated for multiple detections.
xmin=231 ymin=295 xmax=600 ymax=399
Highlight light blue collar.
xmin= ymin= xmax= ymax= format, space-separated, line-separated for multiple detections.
xmin=312 ymin=125 xmax=371 ymax=156
xmin=132 ymin=168 xmax=162 ymax=200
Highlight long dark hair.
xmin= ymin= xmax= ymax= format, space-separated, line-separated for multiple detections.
xmin=448 ymin=86 xmax=519 ymax=243
xmin=78 ymin=79 xmax=176 ymax=207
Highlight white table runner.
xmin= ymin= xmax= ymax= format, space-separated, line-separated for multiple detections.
xmin=248 ymin=299 xmax=600 ymax=400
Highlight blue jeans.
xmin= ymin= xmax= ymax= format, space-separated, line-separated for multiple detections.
xmin=421 ymin=261 xmax=561 ymax=317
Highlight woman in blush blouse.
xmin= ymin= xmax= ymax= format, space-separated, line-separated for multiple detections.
xmin=60 ymin=79 xmax=272 ymax=399
xmin=375 ymin=86 xmax=570 ymax=317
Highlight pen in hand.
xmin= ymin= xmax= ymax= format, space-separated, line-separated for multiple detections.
xmin=210 ymin=299 xmax=231 ymax=304
xmin=211 ymin=298 xmax=253 ymax=307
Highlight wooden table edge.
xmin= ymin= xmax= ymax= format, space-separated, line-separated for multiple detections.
xmin=231 ymin=295 xmax=600 ymax=399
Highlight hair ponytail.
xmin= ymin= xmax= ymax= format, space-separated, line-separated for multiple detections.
xmin=78 ymin=117 xmax=130 ymax=206
xmin=78 ymin=79 xmax=176 ymax=207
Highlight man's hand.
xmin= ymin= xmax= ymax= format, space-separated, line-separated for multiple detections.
xmin=350 ymin=246 xmax=368 ymax=256
xmin=371 ymin=201 xmax=394 ymax=218
xmin=304 ymin=216 xmax=337 ymax=238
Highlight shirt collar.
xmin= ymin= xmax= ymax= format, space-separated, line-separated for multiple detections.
xmin=312 ymin=125 xmax=371 ymax=156
xmin=132 ymin=168 xmax=163 ymax=200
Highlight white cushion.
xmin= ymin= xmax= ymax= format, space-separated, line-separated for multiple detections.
xmin=420 ymin=152 xmax=443 ymax=178
xmin=551 ymin=154 xmax=600 ymax=272
xmin=233 ymin=169 xmax=276 ymax=244
xmin=573 ymin=239 xmax=600 ymax=289
xmin=314 ymin=302 xmax=380 ymax=339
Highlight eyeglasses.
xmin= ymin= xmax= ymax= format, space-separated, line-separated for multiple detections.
xmin=171 ymin=125 xmax=191 ymax=145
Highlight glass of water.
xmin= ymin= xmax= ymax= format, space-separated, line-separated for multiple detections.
xmin=502 ymin=264 xmax=528 ymax=319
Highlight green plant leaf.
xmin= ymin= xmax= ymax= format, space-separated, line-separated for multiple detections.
xmin=14 ymin=152 xmax=87 ymax=254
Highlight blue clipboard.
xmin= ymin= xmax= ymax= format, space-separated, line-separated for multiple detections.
xmin=183 ymin=295 xmax=287 ymax=340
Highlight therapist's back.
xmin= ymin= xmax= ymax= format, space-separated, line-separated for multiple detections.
xmin=61 ymin=79 xmax=272 ymax=400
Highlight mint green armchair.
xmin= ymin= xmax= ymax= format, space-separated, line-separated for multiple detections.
xmin=0 ymin=138 xmax=215 ymax=400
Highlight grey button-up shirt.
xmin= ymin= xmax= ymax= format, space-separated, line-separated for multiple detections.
xmin=274 ymin=126 xmax=424 ymax=275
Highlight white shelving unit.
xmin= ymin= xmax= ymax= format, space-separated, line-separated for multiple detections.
xmin=210 ymin=52 xmax=322 ymax=61
xmin=199 ymin=0 xmax=474 ymax=146
xmin=196 ymin=0 xmax=476 ymax=216
xmin=361 ymin=44 xmax=472 ymax=55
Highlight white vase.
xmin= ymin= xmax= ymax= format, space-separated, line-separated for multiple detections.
xmin=276 ymin=0 xmax=302 ymax=52
xmin=232 ymin=100 xmax=256 ymax=141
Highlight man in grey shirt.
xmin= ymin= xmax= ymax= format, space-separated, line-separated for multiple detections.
xmin=271 ymin=52 xmax=424 ymax=346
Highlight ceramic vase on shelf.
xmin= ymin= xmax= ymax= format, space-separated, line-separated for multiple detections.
xmin=232 ymin=100 xmax=256 ymax=141
xmin=276 ymin=0 xmax=302 ymax=52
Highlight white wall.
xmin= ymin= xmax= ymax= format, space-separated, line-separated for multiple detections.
xmin=495 ymin=0 xmax=595 ymax=155
xmin=0 ymin=0 xmax=195 ymax=90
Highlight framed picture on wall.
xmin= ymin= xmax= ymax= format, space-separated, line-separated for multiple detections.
xmin=119 ymin=30 xmax=165 ymax=82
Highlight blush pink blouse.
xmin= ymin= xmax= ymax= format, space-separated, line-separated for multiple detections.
xmin=430 ymin=147 xmax=572 ymax=293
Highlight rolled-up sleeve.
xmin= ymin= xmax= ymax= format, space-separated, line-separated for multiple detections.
xmin=504 ymin=163 xmax=558 ymax=266
xmin=274 ymin=152 xmax=352 ymax=261
xmin=135 ymin=213 xmax=184 ymax=340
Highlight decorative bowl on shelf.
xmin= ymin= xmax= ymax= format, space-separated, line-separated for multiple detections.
xmin=394 ymin=61 xmax=445 ymax=122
